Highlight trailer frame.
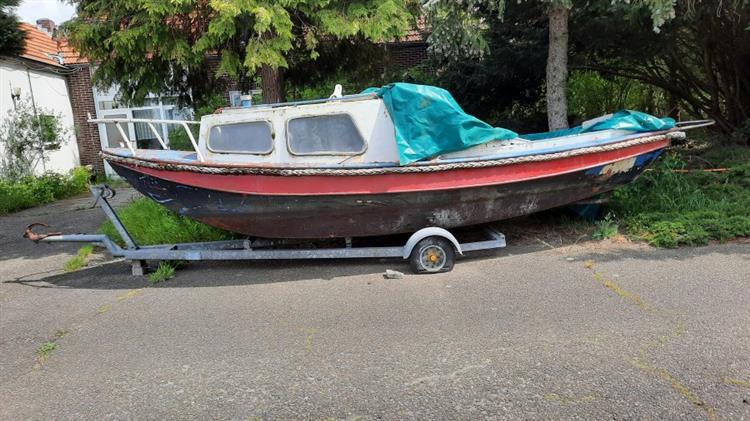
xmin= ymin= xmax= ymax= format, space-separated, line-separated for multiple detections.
xmin=25 ymin=185 xmax=506 ymax=276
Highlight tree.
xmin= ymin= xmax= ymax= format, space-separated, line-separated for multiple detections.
xmin=571 ymin=0 xmax=750 ymax=136
xmin=0 ymin=0 xmax=24 ymax=56
xmin=425 ymin=0 xmax=678 ymax=130
xmin=430 ymin=1 xmax=549 ymax=131
xmin=64 ymin=0 xmax=415 ymax=107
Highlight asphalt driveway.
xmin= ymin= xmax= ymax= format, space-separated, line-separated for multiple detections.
xmin=0 ymin=192 xmax=748 ymax=419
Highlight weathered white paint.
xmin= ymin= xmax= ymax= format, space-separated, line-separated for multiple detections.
xmin=198 ymin=97 xmax=400 ymax=165
xmin=0 ymin=59 xmax=79 ymax=175
xmin=100 ymin=93 xmax=658 ymax=169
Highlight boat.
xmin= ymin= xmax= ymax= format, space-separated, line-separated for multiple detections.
xmin=94 ymin=83 xmax=712 ymax=239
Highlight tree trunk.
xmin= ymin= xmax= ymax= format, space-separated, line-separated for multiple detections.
xmin=546 ymin=4 xmax=570 ymax=131
xmin=260 ymin=65 xmax=285 ymax=104
xmin=667 ymin=92 xmax=681 ymax=120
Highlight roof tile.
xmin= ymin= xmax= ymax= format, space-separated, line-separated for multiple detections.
xmin=18 ymin=22 xmax=88 ymax=67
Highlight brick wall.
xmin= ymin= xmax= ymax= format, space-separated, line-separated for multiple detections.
xmin=386 ymin=42 xmax=428 ymax=69
xmin=204 ymin=57 xmax=241 ymax=103
xmin=67 ymin=64 xmax=105 ymax=176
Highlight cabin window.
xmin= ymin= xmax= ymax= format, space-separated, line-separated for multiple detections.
xmin=208 ymin=121 xmax=273 ymax=154
xmin=287 ymin=114 xmax=366 ymax=155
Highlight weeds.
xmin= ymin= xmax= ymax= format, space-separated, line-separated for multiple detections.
xmin=36 ymin=342 xmax=57 ymax=362
xmin=63 ymin=244 xmax=94 ymax=272
xmin=148 ymin=261 xmax=177 ymax=284
xmin=592 ymin=213 xmax=619 ymax=240
xmin=608 ymin=151 xmax=750 ymax=247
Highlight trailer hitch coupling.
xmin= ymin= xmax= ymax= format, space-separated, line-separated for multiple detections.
xmin=23 ymin=223 xmax=62 ymax=242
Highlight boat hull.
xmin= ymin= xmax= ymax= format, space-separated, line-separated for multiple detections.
xmin=109 ymin=147 xmax=663 ymax=238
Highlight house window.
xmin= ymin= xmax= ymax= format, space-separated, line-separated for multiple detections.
xmin=99 ymin=100 xmax=123 ymax=110
xmin=287 ymin=114 xmax=365 ymax=155
xmin=103 ymin=113 xmax=128 ymax=148
xmin=132 ymin=109 xmax=161 ymax=149
xmin=208 ymin=121 xmax=274 ymax=154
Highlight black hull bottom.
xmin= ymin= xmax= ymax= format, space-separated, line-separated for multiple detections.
xmin=111 ymin=153 xmax=659 ymax=238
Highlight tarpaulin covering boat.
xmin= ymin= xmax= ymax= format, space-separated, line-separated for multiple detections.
xmin=95 ymin=83 xmax=711 ymax=239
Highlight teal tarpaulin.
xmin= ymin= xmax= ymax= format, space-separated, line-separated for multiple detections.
xmin=582 ymin=110 xmax=675 ymax=132
xmin=364 ymin=83 xmax=676 ymax=164
xmin=521 ymin=110 xmax=676 ymax=141
xmin=363 ymin=83 xmax=518 ymax=165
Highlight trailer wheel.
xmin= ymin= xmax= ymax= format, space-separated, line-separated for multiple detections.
xmin=409 ymin=236 xmax=455 ymax=274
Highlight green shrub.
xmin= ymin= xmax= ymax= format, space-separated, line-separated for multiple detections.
xmin=567 ymin=71 xmax=667 ymax=122
xmin=608 ymin=153 xmax=750 ymax=247
xmin=286 ymin=64 xmax=438 ymax=102
xmin=0 ymin=166 xmax=91 ymax=215
xmin=100 ymin=197 xmax=236 ymax=246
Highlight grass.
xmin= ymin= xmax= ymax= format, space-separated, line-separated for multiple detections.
xmin=100 ymin=197 xmax=235 ymax=246
xmin=35 ymin=329 xmax=67 ymax=362
xmin=148 ymin=261 xmax=177 ymax=284
xmin=63 ymin=245 xmax=94 ymax=272
xmin=36 ymin=342 xmax=57 ymax=362
xmin=592 ymin=213 xmax=619 ymax=240
xmin=0 ymin=167 xmax=91 ymax=215
xmin=606 ymin=147 xmax=750 ymax=247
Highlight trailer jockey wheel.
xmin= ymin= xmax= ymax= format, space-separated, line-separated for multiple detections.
xmin=409 ymin=236 xmax=455 ymax=274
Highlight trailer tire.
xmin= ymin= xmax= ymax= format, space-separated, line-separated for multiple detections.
xmin=409 ymin=236 xmax=455 ymax=274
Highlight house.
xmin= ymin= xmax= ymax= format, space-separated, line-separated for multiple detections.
xmin=0 ymin=22 xmax=80 ymax=175
xmin=0 ymin=20 xmax=192 ymax=177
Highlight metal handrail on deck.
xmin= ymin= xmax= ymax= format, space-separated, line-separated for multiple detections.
xmin=86 ymin=113 xmax=205 ymax=161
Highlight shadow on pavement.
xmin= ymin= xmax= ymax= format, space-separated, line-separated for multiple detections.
xmin=6 ymin=238 xmax=747 ymax=290
xmin=572 ymin=241 xmax=749 ymax=264
xmin=5 ymin=255 xmax=420 ymax=290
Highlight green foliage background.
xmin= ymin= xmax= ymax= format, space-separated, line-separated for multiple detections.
xmin=65 ymin=0 xmax=417 ymax=108
xmin=0 ymin=0 xmax=24 ymax=56
xmin=0 ymin=167 xmax=91 ymax=215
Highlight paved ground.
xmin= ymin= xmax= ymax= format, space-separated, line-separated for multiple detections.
xmin=1 ymin=192 xmax=749 ymax=420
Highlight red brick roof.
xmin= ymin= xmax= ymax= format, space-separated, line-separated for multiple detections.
xmin=58 ymin=38 xmax=88 ymax=65
xmin=18 ymin=22 xmax=64 ymax=67
xmin=398 ymin=27 xmax=425 ymax=43
xmin=389 ymin=18 xmax=427 ymax=44
xmin=18 ymin=22 xmax=87 ymax=67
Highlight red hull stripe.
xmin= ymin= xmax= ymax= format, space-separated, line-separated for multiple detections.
xmin=122 ymin=139 xmax=667 ymax=195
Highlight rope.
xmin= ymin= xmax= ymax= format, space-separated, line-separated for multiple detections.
xmin=101 ymin=133 xmax=672 ymax=177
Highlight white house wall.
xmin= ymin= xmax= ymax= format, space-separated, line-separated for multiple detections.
xmin=0 ymin=60 xmax=80 ymax=175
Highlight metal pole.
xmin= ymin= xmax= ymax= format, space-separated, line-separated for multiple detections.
xmin=91 ymin=186 xmax=138 ymax=250
xmin=146 ymin=122 xmax=168 ymax=149
xmin=26 ymin=68 xmax=46 ymax=172
xmin=114 ymin=122 xmax=137 ymax=156
xmin=9 ymin=81 xmax=18 ymax=110
xmin=181 ymin=122 xmax=205 ymax=161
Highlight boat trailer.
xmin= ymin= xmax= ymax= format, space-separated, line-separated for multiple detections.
xmin=23 ymin=186 xmax=506 ymax=276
